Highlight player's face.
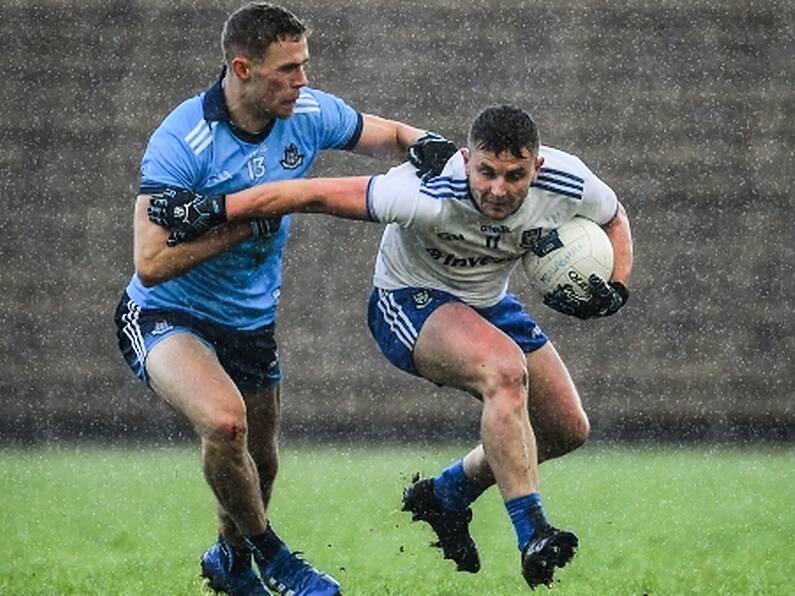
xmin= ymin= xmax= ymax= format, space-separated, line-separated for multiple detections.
xmin=244 ymin=36 xmax=309 ymax=120
xmin=464 ymin=147 xmax=543 ymax=220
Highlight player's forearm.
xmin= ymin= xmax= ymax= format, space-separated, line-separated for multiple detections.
xmin=393 ymin=122 xmax=427 ymax=154
xmin=226 ymin=177 xmax=371 ymax=221
xmin=604 ymin=202 xmax=633 ymax=285
xmin=355 ymin=114 xmax=425 ymax=162
xmin=134 ymin=197 xmax=250 ymax=287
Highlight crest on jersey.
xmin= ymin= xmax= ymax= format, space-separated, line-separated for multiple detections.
xmin=412 ymin=290 xmax=433 ymax=309
xmin=279 ymin=143 xmax=305 ymax=170
xmin=521 ymin=228 xmax=563 ymax=257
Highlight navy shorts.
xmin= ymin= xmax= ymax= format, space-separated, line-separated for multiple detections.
xmin=367 ymin=286 xmax=548 ymax=376
xmin=114 ymin=292 xmax=281 ymax=390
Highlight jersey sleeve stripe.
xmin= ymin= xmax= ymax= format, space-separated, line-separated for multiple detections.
xmin=530 ymin=182 xmax=583 ymax=199
xmin=419 ymin=187 xmax=468 ymax=200
xmin=297 ymin=92 xmax=320 ymax=104
xmin=187 ymin=123 xmax=213 ymax=154
xmin=422 ymin=176 xmax=468 ymax=190
xmin=535 ymin=173 xmax=584 ymax=191
xmin=539 ymin=167 xmax=585 ymax=183
xmin=193 ymin=135 xmax=213 ymax=155
xmin=293 ymin=94 xmax=322 ymax=114
xmin=184 ymin=119 xmax=208 ymax=144
xmin=419 ymin=176 xmax=469 ymax=200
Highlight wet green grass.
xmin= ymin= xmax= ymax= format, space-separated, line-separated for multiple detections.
xmin=1 ymin=443 xmax=793 ymax=595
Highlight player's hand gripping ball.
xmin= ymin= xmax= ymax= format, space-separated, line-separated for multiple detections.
xmin=522 ymin=216 xmax=628 ymax=319
xmin=543 ymin=275 xmax=628 ymax=319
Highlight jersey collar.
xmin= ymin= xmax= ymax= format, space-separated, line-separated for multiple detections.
xmin=201 ymin=65 xmax=276 ymax=144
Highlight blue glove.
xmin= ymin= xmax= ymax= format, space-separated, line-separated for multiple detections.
xmin=407 ymin=132 xmax=458 ymax=179
xmin=544 ymin=275 xmax=629 ymax=319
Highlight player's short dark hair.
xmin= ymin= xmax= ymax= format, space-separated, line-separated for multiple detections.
xmin=222 ymin=2 xmax=307 ymax=63
xmin=468 ymin=105 xmax=540 ymax=159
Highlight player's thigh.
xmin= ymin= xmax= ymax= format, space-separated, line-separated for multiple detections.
xmin=413 ymin=302 xmax=527 ymax=397
xmin=525 ymin=341 xmax=588 ymax=439
xmin=146 ymin=333 xmax=245 ymax=437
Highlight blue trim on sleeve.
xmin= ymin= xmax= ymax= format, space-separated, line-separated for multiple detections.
xmin=540 ymin=167 xmax=585 ymax=183
xmin=418 ymin=175 xmax=469 ymax=201
xmin=531 ymin=167 xmax=585 ymax=199
xmin=342 ymin=112 xmax=364 ymax=151
xmin=365 ymin=176 xmax=379 ymax=221
xmin=422 ymin=176 xmax=468 ymax=190
xmin=535 ymin=173 xmax=584 ymax=191
xmin=530 ymin=182 xmax=583 ymax=199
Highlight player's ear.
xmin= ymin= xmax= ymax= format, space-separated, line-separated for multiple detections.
xmin=534 ymin=155 xmax=545 ymax=175
xmin=230 ymin=56 xmax=252 ymax=81
xmin=461 ymin=147 xmax=470 ymax=165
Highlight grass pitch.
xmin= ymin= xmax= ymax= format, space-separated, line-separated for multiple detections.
xmin=1 ymin=443 xmax=793 ymax=595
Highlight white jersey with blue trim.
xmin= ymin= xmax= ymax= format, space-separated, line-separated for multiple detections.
xmin=366 ymin=146 xmax=618 ymax=308
xmin=126 ymin=70 xmax=362 ymax=330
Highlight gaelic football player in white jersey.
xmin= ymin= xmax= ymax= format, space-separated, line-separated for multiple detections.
xmin=148 ymin=104 xmax=634 ymax=590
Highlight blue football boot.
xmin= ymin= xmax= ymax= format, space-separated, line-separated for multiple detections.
xmin=200 ymin=539 xmax=269 ymax=596
xmin=254 ymin=545 xmax=340 ymax=596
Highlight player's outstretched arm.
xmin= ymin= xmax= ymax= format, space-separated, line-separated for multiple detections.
xmin=226 ymin=176 xmax=371 ymax=221
xmin=135 ymin=195 xmax=251 ymax=286
xmin=355 ymin=115 xmax=458 ymax=179
xmin=147 ymin=177 xmax=372 ymax=246
xmin=354 ymin=114 xmax=425 ymax=162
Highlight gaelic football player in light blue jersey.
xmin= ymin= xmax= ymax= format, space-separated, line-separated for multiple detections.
xmin=113 ymin=3 xmax=453 ymax=595
xmin=148 ymin=104 xmax=634 ymax=591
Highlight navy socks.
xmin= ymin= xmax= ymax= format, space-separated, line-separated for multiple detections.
xmin=245 ymin=525 xmax=283 ymax=561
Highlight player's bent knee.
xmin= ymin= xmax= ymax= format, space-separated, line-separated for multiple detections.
xmin=548 ymin=412 xmax=590 ymax=458
xmin=202 ymin=411 xmax=249 ymax=447
xmin=568 ymin=413 xmax=590 ymax=451
xmin=480 ymin=358 xmax=529 ymax=406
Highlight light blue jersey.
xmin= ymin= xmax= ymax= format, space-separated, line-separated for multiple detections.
xmin=126 ymin=68 xmax=363 ymax=329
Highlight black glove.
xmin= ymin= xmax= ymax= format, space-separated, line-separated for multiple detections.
xmin=543 ymin=274 xmax=629 ymax=320
xmin=148 ymin=188 xmax=227 ymax=246
xmin=407 ymin=132 xmax=458 ymax=179
xmin=250 ymin=216 xmax=282 ymax=238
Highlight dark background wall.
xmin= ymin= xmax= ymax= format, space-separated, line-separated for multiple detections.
xmin=1 ymin=0 xmax=793 ymax=443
